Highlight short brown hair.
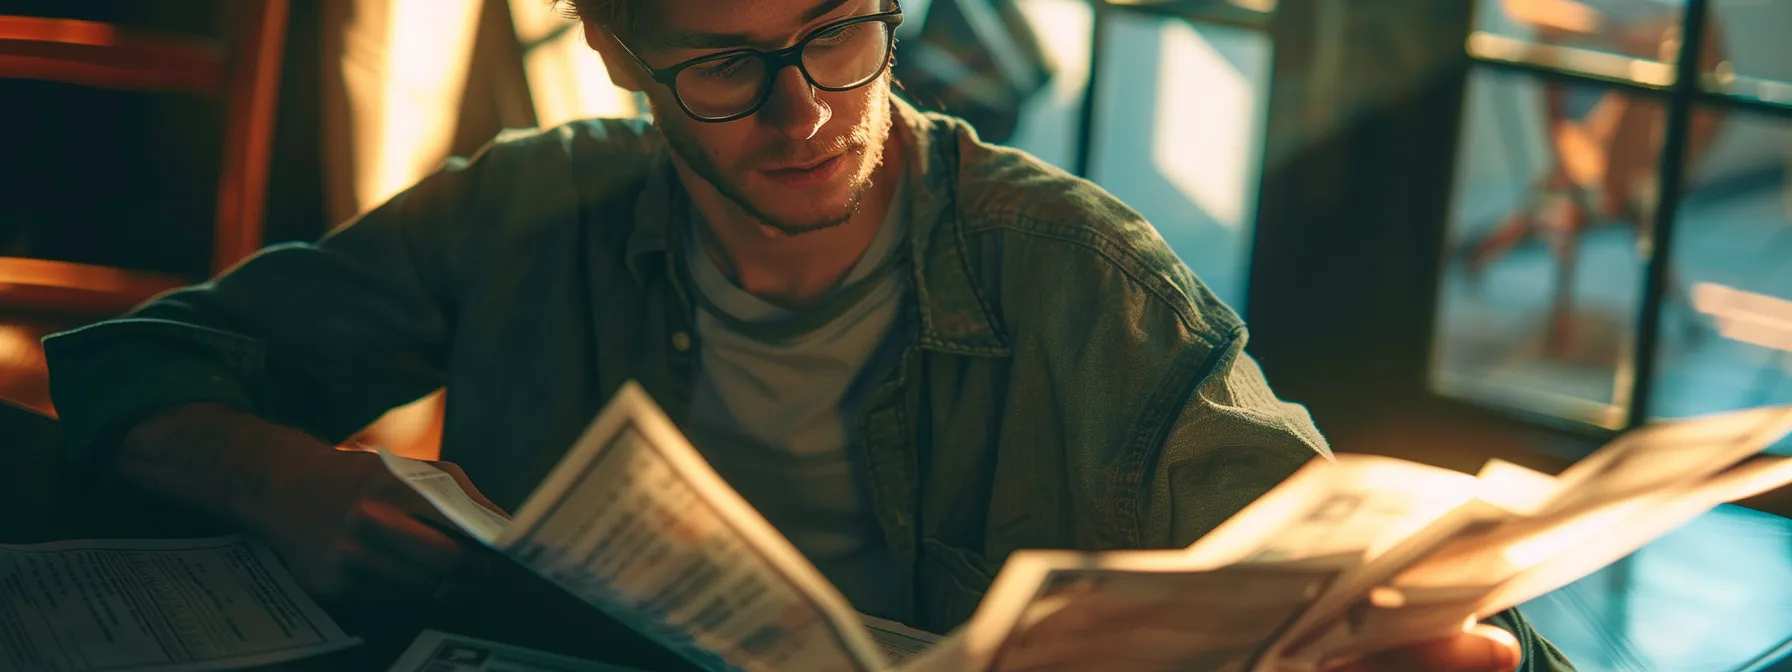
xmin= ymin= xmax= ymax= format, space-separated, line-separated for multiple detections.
xmin=552 ymin=0 xmax=637 ymax=35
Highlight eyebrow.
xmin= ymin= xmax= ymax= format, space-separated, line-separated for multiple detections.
xmin=656 ymin=0 xmax=864 ymax=51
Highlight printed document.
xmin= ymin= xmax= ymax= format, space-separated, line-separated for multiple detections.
xmin=379 ymin=380 xmax=1792 ymax=672
xmin=381 ymin=382 xmax=885 ymax=672
xmin=861 ymin=614 xmax=940 ymax=664
xmin=0 ymin=535 xmax=359 ymax=672
xmin=386 ymin=630 xmax=645 ymax=671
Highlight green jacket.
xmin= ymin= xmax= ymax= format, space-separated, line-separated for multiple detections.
xmin=45 ymin=98 xmax=1570 ymax=669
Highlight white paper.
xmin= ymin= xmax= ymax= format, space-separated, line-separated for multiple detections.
xmin=1187 ymin=456 xmax=1480 ymax=567
xmin=0 ymin=535 xmax=360 ymax=672
xmin=376 ymin=447 xmax=512 ymax=544
xmin=377 ymin=385 xmax=1792 ymax=672
xmin=983 ymin=563 xmax=1335 ymax=672
xmin=1540 ymin=403 xmax=1792 ymax=516
xmin=385 ymin=630 xmax=645 ymax=671
xmin=1267 ymin=410 xmax=1792 ymax=669
xmin=861 ymin=614 xmax=941 ymax=664
xmin=1280 ymin=584 xmax=1490 ymax=667
xmin=1481 ymin=454 xmax=1792 ymax=614
xmin=388 ymin=382 xmax=886 ymax=672
xmin=911 ymin=549 xmax=1340 ymax=672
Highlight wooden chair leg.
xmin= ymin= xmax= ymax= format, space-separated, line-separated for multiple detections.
xmin=1545 ymin=201 xmax=1587 ymax=358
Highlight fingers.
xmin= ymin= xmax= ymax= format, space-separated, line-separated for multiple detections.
xmin=1327 ymin=625 xmax=1522 ymax=672
xmin=293 ymin=537 xmax=445 ymax=609
xmin=343 ymin=538 xmax=445 ymax=597
xmin=351 ymin=498 xmax=467 ymax=577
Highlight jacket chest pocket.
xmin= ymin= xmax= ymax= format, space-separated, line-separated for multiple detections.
xmin=915 ymin=538 xmax=999 ymax=633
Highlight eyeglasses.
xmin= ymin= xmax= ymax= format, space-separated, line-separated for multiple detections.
xmin=617 ymin=4 xmax=904 ymax=123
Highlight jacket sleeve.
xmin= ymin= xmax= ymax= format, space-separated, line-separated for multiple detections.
xmin=1142 ymin=330 xmax=1576 ymax=671
xmin=44 ymin=142 xmax=507 ymax=466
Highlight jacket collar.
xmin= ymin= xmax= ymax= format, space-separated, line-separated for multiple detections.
xmin=623 ymin=95 xmax=1010 ymax=356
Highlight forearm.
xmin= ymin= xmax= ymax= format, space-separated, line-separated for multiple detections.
xmin=115 ymin=403 xmax=334 ymax=531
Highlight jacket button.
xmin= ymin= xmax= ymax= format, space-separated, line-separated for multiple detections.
xmin=671 ymin=331 xmax=693 ymax=352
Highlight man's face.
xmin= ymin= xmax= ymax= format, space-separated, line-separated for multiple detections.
xmin=624 ymin=0 xmax=897 ymax=236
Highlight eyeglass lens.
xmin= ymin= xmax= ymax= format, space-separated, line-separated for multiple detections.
xmin=673 ymin=20 xmax=893 ymax=119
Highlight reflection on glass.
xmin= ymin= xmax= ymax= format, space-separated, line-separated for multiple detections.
xmin=1085 ymin=13 xmax=1271 ymax=313
xmin=1474 ymin=0 xmax=1686 ymax=64
xmin=1520 ymin=504 xmax=1792 ymax=671
xmin=507 ymin=0 xmax=643 ymax=128
xmin=1433 ymin=69 xmax=1674 ymax=427
xmin=1705 ymin=0 xmax=1792 ymax=106
xmin=1651 ymin=109 xmax=1792 ymax=448
xmin=1003 ymin=0 xmax=1094 ymax=170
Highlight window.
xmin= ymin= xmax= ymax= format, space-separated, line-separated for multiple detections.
xmin=1001 ymin=0 xmax=1276 ymax=312
xmin=1433 ymin=0 xmax=1792 ymax=439
xmin=1085 ymin=11 xmax=1272 ymax=312
xmin=507 ymin=0 xmax=644 ymax=129
xmin=1429 ymin=2 xmax=1792 ymax=667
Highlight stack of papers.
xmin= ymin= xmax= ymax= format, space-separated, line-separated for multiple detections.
xmin=0 ymin=536 xmax=360 ymax=671
xmin=11 ymin=380 xmax=1787 ymax=671
xmin=381 ymin=381 xmax=1792 ymax=672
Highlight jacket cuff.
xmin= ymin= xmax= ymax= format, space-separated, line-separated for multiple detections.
xmin=45 ymin=332 xmax=258 ymax=469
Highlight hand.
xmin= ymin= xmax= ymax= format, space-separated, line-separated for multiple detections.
xmin=1321 ymin=624 xmax=1522 ymax=672
xmin=239 ymin=429 xmax=508 ymax=609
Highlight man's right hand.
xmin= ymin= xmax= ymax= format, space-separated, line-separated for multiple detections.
xmin=246 ymin=447 xmax=504 ymax=608
xmin=118 ymin=404 xmax=506 ymax=609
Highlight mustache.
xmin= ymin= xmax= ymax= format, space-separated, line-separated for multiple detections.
xmin=745 ymin=131 xmax=868 ymax=168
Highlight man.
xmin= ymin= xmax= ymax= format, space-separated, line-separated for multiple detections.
xmin=44 ymin=0 xmax=1569 ymax=670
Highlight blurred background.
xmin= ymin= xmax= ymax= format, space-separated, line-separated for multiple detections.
xmin=2 ymin=0 xmax=1791 ymax=669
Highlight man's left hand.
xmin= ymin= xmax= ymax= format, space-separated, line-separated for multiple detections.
xmin=1322 ymin=624 xmax=1522 ymax=672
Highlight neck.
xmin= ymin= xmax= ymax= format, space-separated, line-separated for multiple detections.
xmin=684 ymin=137 xmax=905 ymax=309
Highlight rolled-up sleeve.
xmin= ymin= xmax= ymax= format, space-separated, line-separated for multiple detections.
xmin=1142 ymin=329 xmax=1329 ymax=549
xmin=44 ymin=147 xmax=494 ymax=467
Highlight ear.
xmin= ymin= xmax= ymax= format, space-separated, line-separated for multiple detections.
xmin=583 ymin=19 xmax=649 ymax=92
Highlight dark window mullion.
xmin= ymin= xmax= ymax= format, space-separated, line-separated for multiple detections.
xmin=1469 ymin=55 xmax=1792 ymax=121
xmin=1070 ymin=0 xmax=1107 ymax=178
xmin=1626 ymin=0 xmax=1714 ymax=428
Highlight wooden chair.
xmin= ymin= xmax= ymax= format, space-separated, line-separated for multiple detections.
xmin=1465 ymin=1 xmax=1726 ymax=357
xmin=0 ymin=2 xmax=289 ymax=415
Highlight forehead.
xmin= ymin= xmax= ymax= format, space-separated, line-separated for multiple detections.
xmin=638 ymin=0 xmax=883 ymax=49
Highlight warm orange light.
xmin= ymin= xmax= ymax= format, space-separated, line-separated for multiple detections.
xmin=0 ymin=16 xmax=119 ymax=47
xmin=508 ymin=0 xmax=640 ymax=128
xmin=1692 ymin=282 xmax=1792 ymax=352
xmin=1500 ymin=0 xmax=1601 ymax=35
xmin=334 ymin=0 xmax=483 ymax=216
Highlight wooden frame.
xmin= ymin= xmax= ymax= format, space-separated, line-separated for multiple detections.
xmin=214 ymin=0 xmax=289 ymax=274
xmin=0 ymin=258 xmax=188 ymax=317
xmin=0 ymin=16 xmax=224 ymax=93
xmin=0 ymin=2 xmax=289 ymax=311
xmin=0 ymin=4 xmax=289 ymax=416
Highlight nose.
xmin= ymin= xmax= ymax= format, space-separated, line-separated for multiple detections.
xmin=758 ymin=65 xmax=830 ymax=141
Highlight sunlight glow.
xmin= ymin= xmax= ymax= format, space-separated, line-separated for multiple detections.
xmin=341 ymin=0 xmax=483 ymax=212
xmin=1152 ymin=22 xmax=1261 ymax=231
xmin=508 ymin=1 xmax=641 ymax=128
xmin=1502 ymin=501 xmax=1648 ymax=568
xmin=1014 ymin=0 xmax=1093 ymax=107
xmin=1692 ymin=282 xmax=1792 ymax=352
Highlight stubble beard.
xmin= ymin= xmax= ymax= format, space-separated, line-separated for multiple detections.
xmin=655 ymin=89 xmax=894 ymax=237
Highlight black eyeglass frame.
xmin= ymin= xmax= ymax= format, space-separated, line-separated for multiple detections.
xmin=615 ymin=3 xmax=905 ymax=123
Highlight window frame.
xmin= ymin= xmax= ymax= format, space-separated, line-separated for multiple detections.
xmin=1240 ymin=0 xmax=1792 ymax=516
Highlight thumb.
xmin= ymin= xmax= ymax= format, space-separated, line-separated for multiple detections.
xmin=1327 ymin=624 xmax=1522 ymax=672
xmin=1453 ymin=624 xmax=1524 ymax=672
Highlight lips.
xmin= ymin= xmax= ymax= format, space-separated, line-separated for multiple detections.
xmin=758 ymin=154 xmax=846 ymax=189
xmin=765 ymin=155 xmax=839 ymax=172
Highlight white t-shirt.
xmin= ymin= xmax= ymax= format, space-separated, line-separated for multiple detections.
xmin=680 ymin=182 xmax=911 ymax=618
